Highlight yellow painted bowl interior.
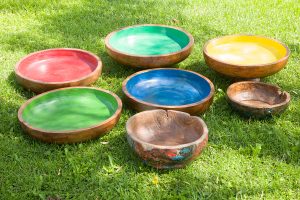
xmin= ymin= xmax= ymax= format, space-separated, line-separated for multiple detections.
xmin=205 ymin=35 xmax=288 ymax=66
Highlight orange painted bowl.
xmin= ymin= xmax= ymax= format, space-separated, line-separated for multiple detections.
xmin=227 ymin=81 xmax=290 ymax=118
xmin=18 ymin=87 xmax=122 ymax=143
xmin=15 ymin=48 xmax=102 ymax=93
xmin=126 ymin=110 xmax=208 ymax=169
xmin=203 ymin=35 xmax=290 ymax=78
xmin=105 ymin=24 xmax=194 ymax=68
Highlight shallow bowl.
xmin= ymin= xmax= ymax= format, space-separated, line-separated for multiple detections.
xmin=122 ymin=68 xmax=214 ymax=115
xmin=227 ymin=81 xmax=290 ymax=118
xmin=15 ymin=48 xmax=102 ymax=93
xmin=126 ymin=110 xmax=208 ymax=169
xmin=105 ymin=24 xmax=194 ymax=68
xmin=203 ymin=35 xmax=290 ymax=79
xmin=18 ymin=87 xmax=122 ymax=143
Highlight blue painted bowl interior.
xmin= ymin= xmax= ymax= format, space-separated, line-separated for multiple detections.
xmin=126 ymin=69 xmax=211 ymax=106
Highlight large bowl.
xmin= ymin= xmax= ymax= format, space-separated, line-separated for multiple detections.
xmin=227 ymin=81 xmax=290 ymax=118
xmin=203 ymin=35 xmax=290 ymax=79
xmin=105 ymin=24 xmax=194 ymax=68
xmin=126 ymin=110 xmax=208 ymax=169
xmin=122 ymin=68 xmax=214 ymax=115
xmin=18 ymin=87 xmax=122 ymax=143
xmin=15 ymin=48 xmax=102 ymax=93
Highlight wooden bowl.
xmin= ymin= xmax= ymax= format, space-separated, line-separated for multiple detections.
xmin=105 ymin=24 xmax=194 ymax=68
xmin=18 ymin=87 xmax=122 ymax=143
xmin=126 ymin=110 xmax=208 ymax=169
xmin=15 ymin=48 xmax=102 ymax=93
xmin=203 ymin=35 xmax=290 ymax=79
xmin=122 ymin=68 xmax=214 ymax=115
xmin=227 ymin=81 xmax=290 ymax=118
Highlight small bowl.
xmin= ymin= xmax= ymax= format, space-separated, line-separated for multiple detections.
xmin=227 ymin=81 xmax=290 ymax=118
xmin=122 ymin=68 xmax=214 ymax=115
xmin=126 ymin=110 xmax=208 ymax=169
xmin=18 ymin=87 xmax=122 ymax=143
xmin=105 ymin=24 xmax=194 ymax=68
xmin=15 ymin=48 xmax=102 ymax=93
xmin=203 ymin=35 xmax=290 ymax=79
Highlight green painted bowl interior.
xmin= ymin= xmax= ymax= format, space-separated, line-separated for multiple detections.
xmin=109 ymin=26 xmax=190 ymax=56
xmin=21 ymin=88 xmax=119 ymax=132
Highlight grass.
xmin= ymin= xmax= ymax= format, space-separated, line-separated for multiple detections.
xmin=0 ymin=0 xmax=299 ymax=199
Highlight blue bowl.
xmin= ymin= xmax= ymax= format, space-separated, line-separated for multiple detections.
xmin=122 ymin=69 xmax=214 ymax=114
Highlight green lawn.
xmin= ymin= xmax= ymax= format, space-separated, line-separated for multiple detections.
xmin=0 ymin=0 xmax=300 ymax=199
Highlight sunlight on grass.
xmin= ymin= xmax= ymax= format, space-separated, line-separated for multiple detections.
xmin=0 ymin=0 xmax=299 ymax=199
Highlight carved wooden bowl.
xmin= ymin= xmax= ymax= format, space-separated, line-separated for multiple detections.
xmin=105 ymin=24 xmax=194 ymax=68
xmin=122 ymin=68 xmax=214 ymax=115
xmin=18 ymin=87 xmax=122 ymax=143
xmin=15 ymin=48 xmax=102 ymax=93
xmin=227 ymin=81 xmax=290 ymax=118
xmin=203 ymin=35 xmax=290 ymax=79
xmin=126 ymin=110 xmax=208 ymax=169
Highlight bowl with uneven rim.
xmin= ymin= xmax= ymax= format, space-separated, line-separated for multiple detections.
xmin=227 ymin=81 xmax=290 ymax=118
xmin=105 ymin=24 xmax=194 ymax=68
xmin=15 ymin=48 xmax=102 ymax=93
xmin=18 ymin=87 xmax=122 ymax=143
xmin=203 ymin=35 xmax=290 ymax=79
xmin=126 ymin=109 xmax=208 ymax=169
xmin=122 ymin=68 xmax=214 ymax=115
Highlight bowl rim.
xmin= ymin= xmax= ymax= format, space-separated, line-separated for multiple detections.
xmin=226 ymin=81 xmax=291 ymax=109
xmin=105 ymin=24 xmax=194 ymax=58
xmin=203 ymin=34 xmax=290 ymax=67
xmin=126 ymin=109 xmax=208 ymax=149
xmin=15 ymin=48 xmax=102 ymax=85
xmin=18 ymin=87 xmax=123 ymax=134
xmin=122 ymin=68 xmax=215 ymax=109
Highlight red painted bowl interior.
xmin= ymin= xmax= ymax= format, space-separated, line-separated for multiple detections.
xmin=17 ymin=49 xmax=98 ymax=83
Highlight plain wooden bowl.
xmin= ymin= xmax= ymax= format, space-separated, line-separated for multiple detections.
xmin=18 ymin=87 xmax=122 ymax=143
xmin=122 ymin=68 xmax=214 ymax=115
xmin=15 ymin=48 xmax=102 ymax=93
xmin=227 ymin=81 xmax=290 ymax=118
xmin=126 ymin=110 xmax=208 ymax=169
xmin=203 ymin=35 xmax=290 ymax=79
xmin=105 ymin=24 xmax=194 ymax=68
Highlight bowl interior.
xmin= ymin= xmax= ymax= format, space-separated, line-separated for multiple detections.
xmin=205 ymin=35 xmax=288 ymax=65
xmin=126 ymin=69 xmax=212 ymax=106
xmin=17 ymin=49 xmax=99 ymax=83
xmin=228 ymin=82 xmax=288 ymax=107
xmin=21 ymin=88 xmax=119 ymax=132
xmin=108 ymin=25 xmax=190 ymax=56
xmin=127 ymin=110 xmax=204 ymax=146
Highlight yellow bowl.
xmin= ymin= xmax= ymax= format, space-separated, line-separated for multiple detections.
xmin=203 ymin=35 xmax=290 ymax=78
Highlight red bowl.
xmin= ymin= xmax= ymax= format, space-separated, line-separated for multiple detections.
xmin=15 ymin=48 xmax=102 ymax=93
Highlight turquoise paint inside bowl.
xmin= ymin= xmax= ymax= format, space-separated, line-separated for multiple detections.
xmin=109 ymin=26 xmax=190 ymax=56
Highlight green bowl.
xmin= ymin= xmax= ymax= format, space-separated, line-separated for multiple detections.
xmin=105 ymin=24 xmax=194 ymax=68
xmin=18 ymin=87 xmax=122 ymax=143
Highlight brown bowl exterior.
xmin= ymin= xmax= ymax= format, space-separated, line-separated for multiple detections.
xmin=18 ymin=87 xmax=122 ymax=144
xmin=127 ymin=135 xmax=208 ymax=169
xmin=226 ymin=81 xmax=291 ymax=118
xmin=15 ymin=48 xmax=102 ymax=94
xmin=126 ymin=110 xmax=208 ymax=169
xmin=203 ymin=35 xmax=290 ymax=79
xmin=122 ymin=68 xmax=215 ymax=115
xmin=105 ymin=24 xmax=194 ymax=68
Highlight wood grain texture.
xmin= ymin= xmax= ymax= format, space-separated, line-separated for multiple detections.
xmin=227 ymin=81 xmax=290 ymax=118
xmin=126 ymin=110 xmax=208 ymax=169
xmin=203 ymin=35 xmax=290 ymax=79
xmin=105 ymin=24 xmax=194 ymax=68
xmin=15 ymin=48 xmax=102 ymax=94
xmin=122 ymin=68 xmax=214 ymax=115
xmin=18 ymin=87 xmax=122 ymax=144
